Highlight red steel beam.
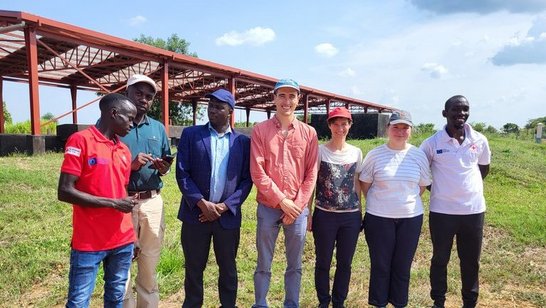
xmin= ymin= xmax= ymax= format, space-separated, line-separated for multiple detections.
xmin=40 ymin=83 xmax=126 ymax=127
xmin=161 ymin=60 xmax=169 ymax=135
xmin=228 ymin=77 xmax=236 ymax=127
xmin=0 ymin=10 xmax=397 ymax=128
xmin=36 ymin=38 xmax=110 ymax=93
xmin=25 ymin=26 xmax=41 ymax=135
xmin=70 ymin=84 xmax=78 ymax=124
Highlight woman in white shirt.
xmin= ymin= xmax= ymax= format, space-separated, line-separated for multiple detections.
xmin=308 ymin=107 xmax=363 ymax=308
xmin=359 ymin=110 xmax=432 ymax=308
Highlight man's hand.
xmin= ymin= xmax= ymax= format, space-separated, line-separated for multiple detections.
xmin=112 ymin=196 xmax=137 ymax=213
xmin=282 ymin=215 xmax=296 ymax=225
xmin=152 ymin=158 xmax=171 ymax=175
xmin=199 ymin=202 xmax=228 ymax=222
xmin=197 ymin=199 xmax=221 ymax=222
xmin=131 ymin=153 xmax=154 ymax=171
xmin=278 ymin=198 xmax=302 ymax=220
xmin=215 ymin=202 xmax=228 ymax=214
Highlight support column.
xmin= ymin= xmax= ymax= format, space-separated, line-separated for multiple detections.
xmin=227 ymin=77 xmax=236 ymax=127
xmin=303 ymin=94 xmax=309 ymax=123
xmin=70 ymin=84 xmax=78 ymax=124
xmin=326 ymin=99 xmax=331 ymax=116
xmin=245 ymin=107 xmax=251 ymax=127
xmin=364 ymin=106 xmax=368 ymax=114
xmin=266 ymin=109 xmax=271 ymax=119
xmin=345 ymin=102 xmax=349 ymax=109
xmin=162 ymin=60 xmax=170 ymax=135
xmin=0 ymin=77 xmax=4 ymax=133
xmin=192 ymin=100 xmax=198 ymax=126
xmin=25 ymin=26 xmax=41 ymax=135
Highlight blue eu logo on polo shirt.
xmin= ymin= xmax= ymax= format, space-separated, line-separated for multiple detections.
xmin=88 ymin=157 xmax=97 ymax=166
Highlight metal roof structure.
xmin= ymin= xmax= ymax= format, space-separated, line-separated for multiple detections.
xmin=0 ymin=10 xmax=396 ymax=135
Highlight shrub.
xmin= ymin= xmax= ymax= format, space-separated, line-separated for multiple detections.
xmin=5 ymin=120 xmax=57 ymax=135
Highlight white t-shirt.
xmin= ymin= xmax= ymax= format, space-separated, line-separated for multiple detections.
xmin=359 ymin=144 xmax=432 ymax=218
xmin=315 ymin=144 xmax=364 ymax=213
xmin=419 ymin=123 xmax=491 ymax=215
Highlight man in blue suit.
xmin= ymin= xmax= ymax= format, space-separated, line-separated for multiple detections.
xmin=176 ymin=89 xmax=253 ymax=308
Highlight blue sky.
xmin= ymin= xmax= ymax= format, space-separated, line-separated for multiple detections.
xmin=4 ymin=0 xmax=546 ymax=129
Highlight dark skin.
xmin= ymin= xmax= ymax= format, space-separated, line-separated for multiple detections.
xmin=125 ymin=82 xmax=172 ymax=174
xmin=58 ymin=100 xmax=138 ymax=213
xmin=197 ymin=98 xmax=233 ymax=223
xmin=443 ymin=95 xmax=489 ymax=179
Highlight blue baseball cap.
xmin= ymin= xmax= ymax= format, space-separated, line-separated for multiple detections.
xmin=274 ymin=78 xmax=300 ymax=93
xmin=205 ymin=89 xmax=235 ymax=109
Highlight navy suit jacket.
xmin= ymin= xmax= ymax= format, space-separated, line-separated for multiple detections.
xmin=175 ymin=124 xmax=252 ymax=229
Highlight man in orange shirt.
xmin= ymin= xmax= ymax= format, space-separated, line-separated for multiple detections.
xmin=58 ymin=93 xmax=138 ymax=307
xmin=250 ymin=79 xmax=319 ymax=308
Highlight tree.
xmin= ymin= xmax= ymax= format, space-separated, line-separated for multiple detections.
xmin=502 ymin=123 xmax=520 ymax=135
xmin=525 ymin=116 xmax=546 ymax=129
xmin=485 ymin=125 xmax=498 ymax=134
xmin=41 ymin=112 xmax=56 ymax=122
xmin=134 ymin=34 xmax=204 ymax=125
xmin=415 ymin=123 xmax=435 ymax=135
xmin=470 ymin=122 xmax=486 ymax=133
xmin=3 ymin=101 xmax=12 ymax=124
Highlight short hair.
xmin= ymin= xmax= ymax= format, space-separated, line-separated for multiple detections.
xmin=444 ymin=95 xmax=467 ymax=111
xmin=99 ymin=93 xmax=130 ymax=112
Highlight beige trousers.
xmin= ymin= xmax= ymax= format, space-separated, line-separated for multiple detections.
xmin=124 ymin=194 xmax=165 ymax=308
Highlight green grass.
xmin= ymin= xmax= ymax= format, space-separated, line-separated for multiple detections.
xmin=0 ymin=134 xmax=545 ymax=307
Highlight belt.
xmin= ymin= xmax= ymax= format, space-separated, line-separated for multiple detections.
xmin=129 ymin=189 xmax=160 ymax=200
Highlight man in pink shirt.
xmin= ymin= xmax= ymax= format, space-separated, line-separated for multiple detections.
xmin=250 ymin=78 xmax=319 ymax=308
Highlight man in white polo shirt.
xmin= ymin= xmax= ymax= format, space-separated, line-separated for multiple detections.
xmin=420 ymin=95 xmax=491 ymax=308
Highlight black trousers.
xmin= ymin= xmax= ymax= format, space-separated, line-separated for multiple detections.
xmin=181 ymin=220 xmax=240 ymax=308
xmin=312 ymin=209 xmax=361 ymax=308
xmin=429 ymin=212 xmax=484 ymax=308
xmin=363 ymin=213 xmax=423 ymax=308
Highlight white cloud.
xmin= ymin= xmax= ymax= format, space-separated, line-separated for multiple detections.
xmin=127 ymin=15 xmax=147 ymax=26
xmin=492 ymin=16 xmax=546 ymax=65
xmin=421 ymin=63 xmax=448 ymax=79
xmin=215 ymin=27 xmax=275 ymax=46
xmin=338 ymin=68 xmax=356 ymax=77
xmin=315 ymin=43 xmax=339 ymax=57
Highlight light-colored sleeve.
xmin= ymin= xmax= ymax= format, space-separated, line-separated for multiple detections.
xmin=478 ymin=136 xmax=491 ymax=165
xmin=419 ymin=138 xmax=433 ymax=165
xmin=359 ymin=149 xmax=375 ymax=183
xmin=416 ymin=148 xmax=432 ymax=187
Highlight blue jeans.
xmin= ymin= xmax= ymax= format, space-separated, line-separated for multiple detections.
xmin=66 ymin=243 xmax=134 ymax=308
xmin=253 ymin=204 xmax=309 ymax=308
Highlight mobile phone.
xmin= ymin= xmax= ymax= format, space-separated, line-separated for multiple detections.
xmin=162 ymin=153 xmax=176 ymax=164
xmin=148 ymin=153 xmax=176 ymax=168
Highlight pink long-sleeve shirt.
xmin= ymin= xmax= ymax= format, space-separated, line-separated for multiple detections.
xmin=250 ymin=116 xmax=319 ymax=209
